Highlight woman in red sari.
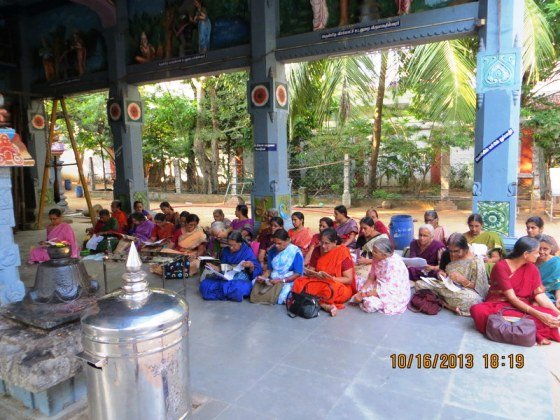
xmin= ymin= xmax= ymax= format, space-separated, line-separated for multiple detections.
xmin=471 ymin=237 xmax=560 ymax=345
xmin=292 ymin=228 xmax=354 ymax=316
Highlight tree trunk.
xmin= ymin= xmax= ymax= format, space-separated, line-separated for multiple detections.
xmin=368 ymin=51 xmax=388 ymax=193
xmin=192 ymin=78 xmax=214 ymax=194
xmin=173 ymin=159 xmax=182 ymax=193
xmin=209 ymin=84 xmax=220 ymax=192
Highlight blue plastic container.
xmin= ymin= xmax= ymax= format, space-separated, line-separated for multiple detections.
xmin=75 ymin=185 xmax=84 ymax=197
xmin=390 ymin=215 xmax=414 ymax=250
xmin=64 ymin=179 xmax=72 ymax=191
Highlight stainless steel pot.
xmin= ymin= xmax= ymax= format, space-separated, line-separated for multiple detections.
xmin=78 ymin=246 xmax=191 ymax=420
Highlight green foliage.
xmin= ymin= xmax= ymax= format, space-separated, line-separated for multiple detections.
xmin=141 ymin=84 xmax=197 ymax=164
xmin=450 ymin=163 xmax=473 ymax=189
xmin=523 ymin=97 xmax=560 ymax=167
xmin=371 ymin=189 xmax=401 ymax=200
xmin=58 ymin=92 xmax=112 ymax=155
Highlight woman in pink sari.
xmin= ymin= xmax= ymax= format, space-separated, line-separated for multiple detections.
xmin=471 ymin=237 xmax=560 ymax=345
xmin=29 ymin=209 xmax=78 ymax=263
xmin=289 ymin=212 xmax=313 ymax=256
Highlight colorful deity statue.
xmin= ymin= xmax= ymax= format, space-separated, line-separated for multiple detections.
xmin=310 ymin=0 xmax=329 ymax=30
xmin=396 ymin=0 xmax=412 ymax=15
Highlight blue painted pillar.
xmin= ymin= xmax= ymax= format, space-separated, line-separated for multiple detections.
xmin=104 ymin=3 xmax=148 ymax=213
xmin=0 ymin=167 xmax=25 ymax=305
xmin=473 ymin=0 xmax=523 ymax=240
xmin=248 ymin=0 xmax=291 ymax=226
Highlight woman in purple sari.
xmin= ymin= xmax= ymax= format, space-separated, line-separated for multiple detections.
xmin=130 ymin=212 xmax=155 ymax=249
xmin=231 ymin=204 xmax=254 ymax=231
xmin=334 ymin=205 xmax=359 ymax=249
xmin=408 ymin=224 xmax=446 ymax=280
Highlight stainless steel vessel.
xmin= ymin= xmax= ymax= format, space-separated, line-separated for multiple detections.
xmin=78 ymin=245 xmax=191 ymax=420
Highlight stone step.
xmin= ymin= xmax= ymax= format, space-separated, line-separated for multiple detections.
xmin=434 ymin=200 xmax=458 ymax=211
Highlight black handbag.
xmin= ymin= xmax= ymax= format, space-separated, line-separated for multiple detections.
xmin=286 ymin=281 xmax=334 ymax=319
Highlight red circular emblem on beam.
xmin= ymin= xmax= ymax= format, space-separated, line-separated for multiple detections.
xmin=251 ymin=85 xmax=269 ymax=107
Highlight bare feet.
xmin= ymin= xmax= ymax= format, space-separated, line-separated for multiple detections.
xmin=321 ymin=303 xmax=338 ymax=317
xmin=538 ymin=338 xmax=551 ymax=346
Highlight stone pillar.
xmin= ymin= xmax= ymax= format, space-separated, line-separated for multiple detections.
xmin=342 ymin=154 xmax=351 ymax=207
xmin=0 ymin=168 xmax=25 ymax=305
xmin=249 ymin=0 xmax=291 ymax=227
xmin=105 ymin=2 xmax=148 ymax=213
xmin=108 ymin=84 xmax=148 ymax=213
xmin=472 ymin=0 xmax=523 ymax=240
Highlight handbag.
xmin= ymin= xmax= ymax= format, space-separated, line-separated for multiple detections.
xmin=407 ymin=289 xmax=442 ymax=315
xmin=286 ymin=281 xmax=334 ymax=319
xmin=250 ymin=281 xmax=283 ymax=305
xmin=485 ymin=307 xmax=537 ymax=347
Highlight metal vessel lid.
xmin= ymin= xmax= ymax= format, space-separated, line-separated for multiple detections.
xmin=80 ymin=245 xmax=188 ymax=342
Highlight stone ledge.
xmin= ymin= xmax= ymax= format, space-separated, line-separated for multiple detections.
xmin=0 ymin=317 xmax=82 ymax=393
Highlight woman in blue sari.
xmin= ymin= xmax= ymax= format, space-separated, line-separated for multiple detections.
xmin=200 ymin=230 xmax=262 ymax=302
xmin=537 ymin=234 xmax=560 ymax=308
xmin=254 ymin=229 xmax=304 ymax=304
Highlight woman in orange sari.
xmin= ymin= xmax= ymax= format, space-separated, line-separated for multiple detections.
xmin=289 ymin=212 xmax=313 ymax=256
xmin=167 ymin=213 xmax=207 ymax=275
xmin=292 ymin=228 xmax=354 ymax=316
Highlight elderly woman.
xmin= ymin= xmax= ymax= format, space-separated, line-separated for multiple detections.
xmin=209 ymin=221 xmax=229 ymax=258
xmin=424 ymin=210 xmax=446 ymax=243
xmin=29 ymin=209 xmax=79 ymax=263
xmin=537 ymin=234 xmax=560 ymax=309
xmin=231 ymin=204 xmax=254 ymax=231
xmin=292 ymin=228 xmax=354 ymax=316
xmin=352 ymin=238 xmax=410 ymax=314
xmin=257 ymin=216 xmax=284 ymax=265
xmin=408 ymin=224 xmax=446 ymax=281
xmin=200 ymin=231 xmax=262 ymax=302
xmin=464 ymin=213 xmax=504 ymax=260
xmin=355 ymin=217 xmax=390 ymax=285
xmin=305 ymin=217 xmax=334 ymax=266
xmin=289 ymin=212 xmax=313 ymax=256
xmin=334 ymin=204 xmax=359 ymax=249
xmin=526 ymin=216 xmax=545 ymax=238
xmin=416 ymin=233 xmax=488 ymax=316
xmin=253 ymin=229 xmax=304 ymax=304
xmin=471 ymin=237 xmax=560 ymax=345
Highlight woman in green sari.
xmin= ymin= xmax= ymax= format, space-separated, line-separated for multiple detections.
xmin=463 ymin=214 xmax=504 ymax=260
xmin=537 ymin=234 xmax=560 ymax=309
xmin=86 ymin=209 xmax=120 ymax=252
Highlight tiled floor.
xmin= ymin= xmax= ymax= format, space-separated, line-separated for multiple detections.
xmin=161 ymin=276 xmax=556 ymax=420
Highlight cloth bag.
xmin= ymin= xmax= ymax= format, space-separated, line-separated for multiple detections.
xmin=486 ymin=307 xmax=537 ymax=347
xmin=250 ymin=282 xmax=283 ymax=304
xmin=407 ymin=289 xmax=442 ymax=315
xmin=285 ymin=281 xmax=333 ymax=319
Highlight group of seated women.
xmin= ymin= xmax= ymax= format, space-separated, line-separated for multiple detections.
xmin=29 ymin=201 xmax=560 ymax=345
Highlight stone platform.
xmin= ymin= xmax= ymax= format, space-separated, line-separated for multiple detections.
xmin=0 ymin=317 xmax=85 ymax=416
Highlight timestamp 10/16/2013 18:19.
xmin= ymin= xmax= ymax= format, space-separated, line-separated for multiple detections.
xmin=390 ymin=353 xmax=525 ymax=369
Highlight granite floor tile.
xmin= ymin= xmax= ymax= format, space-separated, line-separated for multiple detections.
xmin=236 ymin=364 xmax=350 ymax=419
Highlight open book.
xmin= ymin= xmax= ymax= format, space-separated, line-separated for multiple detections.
xmin=206 ymin=261 xmax=245 ymax=281
xmin=143 ymin=238 xmax=167 ymax=247
xmin=420 ymin=274 xmax=462 ymax=292
xmin=304 ymin=267 xmax=333 ymax=279
xmin=402 ymin=257 xmax=428 ymax=268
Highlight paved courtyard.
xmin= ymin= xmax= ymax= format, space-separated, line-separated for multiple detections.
xmin=5 ymin=198 xmax=560 ymax=419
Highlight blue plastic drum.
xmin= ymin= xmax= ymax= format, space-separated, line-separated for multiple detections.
xmin=75 ymin=185 xmax=84 ymax=197
xmin=390 ymin=215 xmax=414 ymax=250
